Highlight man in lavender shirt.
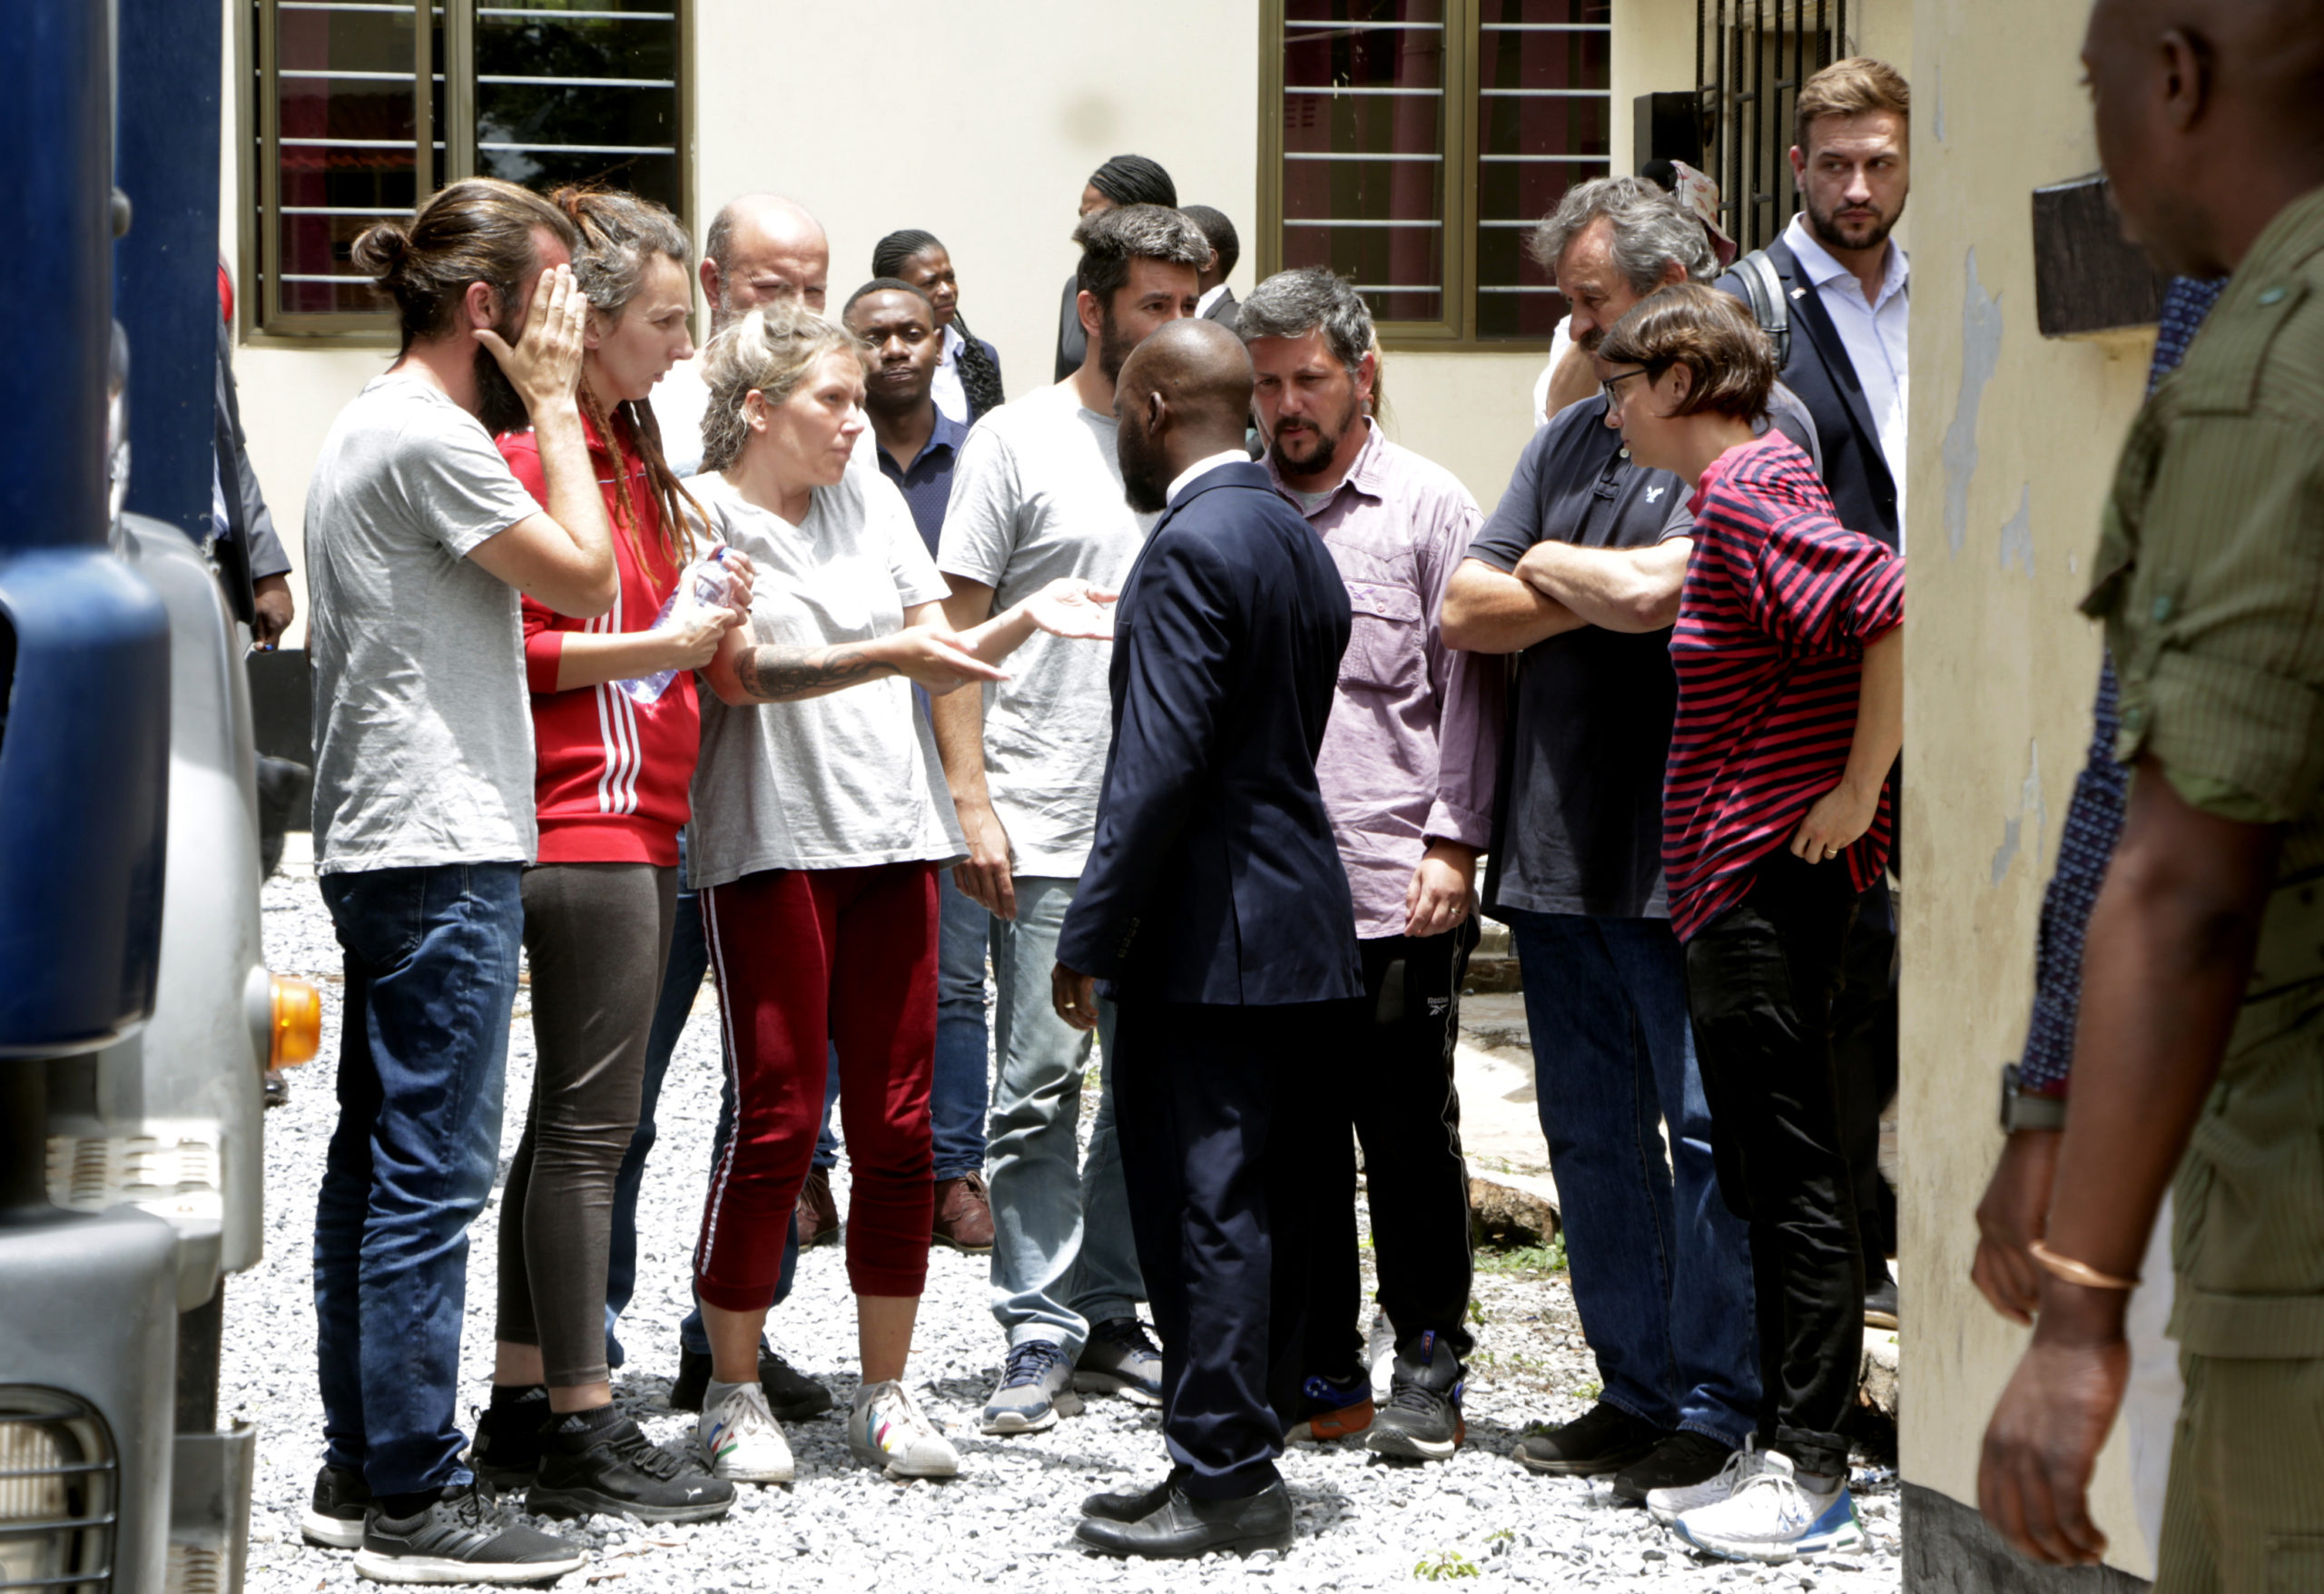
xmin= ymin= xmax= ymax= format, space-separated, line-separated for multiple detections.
xmin=1240 ymin=269 xmax=1502 ymax=1463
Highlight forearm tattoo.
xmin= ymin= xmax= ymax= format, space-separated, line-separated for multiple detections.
xmin=734 ymin=642 xmax=892 ymax=702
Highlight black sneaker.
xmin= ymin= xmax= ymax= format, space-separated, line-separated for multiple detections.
xmin=1512 ymin=1400 xmax=1669 ymax=1476
xmin=468 ymin=1387 xmax=549 ymax=1486
xmin=1865 ymin=1268 xmax=1900 ymax=1331
xmin=299 ymin=1463 xmax=370 ymax=1549
xmin=1283 ymin=1373 xmax=1374 ymax=1444
xmin=1612 ymin=1428 xmax=1735 ymax=1503
xmin=1365 ymin=1330 xmax=1466 ymax=1461
xmin=353 ymin=1481 xmax=587 ymax=1586
xmin=667 ymin=1344 xmax=833 ymax=1422
xmin=526 ymin=1409 xmax=734 ymax=1524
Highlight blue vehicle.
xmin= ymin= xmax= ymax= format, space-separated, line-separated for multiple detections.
xmin=1 ymin=4 xmax=318 ymax=1589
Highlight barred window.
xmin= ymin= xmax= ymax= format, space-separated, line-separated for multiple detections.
xmin=247 ymin=0 xmax=685 ymax=334
xmin=1261 ymin=0 xmax=1612 ymax=348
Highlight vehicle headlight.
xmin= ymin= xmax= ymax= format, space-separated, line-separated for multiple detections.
xmin=0 ymin=1389 xmax=114 ymax=1592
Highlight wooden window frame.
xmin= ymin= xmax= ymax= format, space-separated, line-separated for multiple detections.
xmin=1256 ymin=0 xmax=1612 ymax=352
xmin=237 ymin=0 xmax=694 ymax=343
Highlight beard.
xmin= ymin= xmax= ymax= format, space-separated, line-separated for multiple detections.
xmin=1804 ymin=188 xmax=1904 ymax=254
xmin=473 ymin=303 xmax=530 ymax=436
xmin=1117 ymin=410 xmax=1171 ymax=514
xmin=1267 ymin=387 xmax=1363 ymax=478
xmin=1097 ymin=304 xmax=1139 ymax=385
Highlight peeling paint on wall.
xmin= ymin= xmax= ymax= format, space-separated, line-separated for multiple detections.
xmin=1999 ymin=484 xmax=2034 ymax=574
xmin=1990 ymin=741 xmax=2048 ymax=885
xmin=1944 ymin=249 xmax=2005 ymax=557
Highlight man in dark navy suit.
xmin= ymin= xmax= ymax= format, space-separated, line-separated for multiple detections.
xmin=1052 ymin=318 xmax=1361 ymax=1560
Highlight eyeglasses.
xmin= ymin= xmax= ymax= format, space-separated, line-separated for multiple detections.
xmin=1600 ymin=367 xmax=1652 ymax=408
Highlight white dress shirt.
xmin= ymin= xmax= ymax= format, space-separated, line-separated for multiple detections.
xmin=931 ymin=322 xmax=970 ymax=425
xmin=1167 ymin=449 xmax=1252 ymax=506
xmin=1196 ymin=284 xmax=1231 ymax=320
xmin=1782 ymin=212 xmax=1910 ymax=543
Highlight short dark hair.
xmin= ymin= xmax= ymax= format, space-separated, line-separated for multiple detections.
xmin=1073 ymin=203 xmax=1209 ymax=310
xmin=842 ymin=277 xmax=933 ymax=320
xmin=1180 ymin=205 xmax=1240 ymax=280
xmin=1596 ymin=282 xmax=1776 ymax=421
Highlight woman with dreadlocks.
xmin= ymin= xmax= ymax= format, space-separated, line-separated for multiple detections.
xmin=470 ymin=187 xmax=753 ymax=1525
xmin=872 ymin=229 xmax=1006 ymax=425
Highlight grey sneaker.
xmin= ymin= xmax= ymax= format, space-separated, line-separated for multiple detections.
xmin=1074 ymin=1316 xmax=1163 ymax=1407
xmin=980 ymin=1340 xmax=1083 ymax=1434
xmin=352 ymin=1481 xmax=586 ymax=1585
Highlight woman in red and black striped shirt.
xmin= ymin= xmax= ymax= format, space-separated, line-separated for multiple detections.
xmin=1592 ymin=283 xmax=1902 ymax=1561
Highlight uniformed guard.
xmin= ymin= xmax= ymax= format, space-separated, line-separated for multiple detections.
xmin=1977 ymin=0 xmax=2324 ymax=1585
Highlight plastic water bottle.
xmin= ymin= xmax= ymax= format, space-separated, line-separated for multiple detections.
xmin=620 ymin=546 xmax=739 ymax=704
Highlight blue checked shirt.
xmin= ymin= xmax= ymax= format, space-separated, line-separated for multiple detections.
xmin=2017 ymin=277 xmax=2228 ymax=1094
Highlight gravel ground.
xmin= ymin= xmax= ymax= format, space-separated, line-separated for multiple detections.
xmin=237 ymin=865 xmax=1902 ymax=1592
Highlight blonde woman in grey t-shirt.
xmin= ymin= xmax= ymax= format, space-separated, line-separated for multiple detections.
xmin=676 ymin=306 xmax=1114 ymax=1489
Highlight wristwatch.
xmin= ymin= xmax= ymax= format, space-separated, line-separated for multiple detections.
xmin=1999 ymin=1063 xmax=2067 ymax=1133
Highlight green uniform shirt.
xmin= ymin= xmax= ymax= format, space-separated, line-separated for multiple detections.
xmin=2081 ymin=185 xmax=2324 ymax=1358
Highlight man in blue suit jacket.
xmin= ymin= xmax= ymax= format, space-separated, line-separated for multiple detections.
xmin=1053 ymin=319 xmax=1361 ymax=1560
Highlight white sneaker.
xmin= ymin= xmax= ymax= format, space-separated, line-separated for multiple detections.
xmin=849 ymin=1380 xmax=959 ymax=1480
xmin=1670 ymin=1451 xmax=1866 ymax=1563
xmin=1647 ymin=1437 xmax=1766 ymax=1525
xmin=696 ymin=1382 xmax=794 ymax=1483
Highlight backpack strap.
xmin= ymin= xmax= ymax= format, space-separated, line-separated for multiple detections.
xmin=1736 ymin=248 xmax=1792 ymax=368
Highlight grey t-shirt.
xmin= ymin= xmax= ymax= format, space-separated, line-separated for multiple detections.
xmin=685 ymin=468 xmax=966 ymax=888
xmin=937 ymin=381 xmax=1157 ymax=877
xmin=304 ymin=371 xmax=543 ymax=873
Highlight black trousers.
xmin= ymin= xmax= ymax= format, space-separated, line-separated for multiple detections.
xmin=1830 ymin=879 xmax=1898 ymax=1264
xmin=1111 ymin=999 xmax=1332 ymax=1500
xmin=1684 ymin=851 xmax=1865 ymax=1481
xmin=1305 ymin=923 xmax=1478 ymax=1382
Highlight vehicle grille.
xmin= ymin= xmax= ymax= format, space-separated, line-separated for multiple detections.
xmin=0 ymin=1388 xmax=115 ymax=1592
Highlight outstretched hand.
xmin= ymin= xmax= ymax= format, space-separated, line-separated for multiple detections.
xmin=1021 ymin=578 xmax=1118 ymax=641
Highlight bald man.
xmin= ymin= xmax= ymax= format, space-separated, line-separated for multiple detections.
xmin=1976 ymin=2 xmax=2324 ymax=1586
xmin=652 ymin=192 xmax=833 ymax=475
xmin=1051 ymin=320 xmax=1360 ymax=1560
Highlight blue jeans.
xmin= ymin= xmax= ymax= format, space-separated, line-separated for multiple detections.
xmin=1504 ymin=910 xmax=1759 ymax=1446
xmin=985 ymin=876 xmax=1141 ymax=1357
xmin=813 ymin=871 xmax=990 ymax=1176
xmin=314 ymin=863 xmax=524 ymax=1497
xmin=606 ymin=852 xmax=799 ymax=1366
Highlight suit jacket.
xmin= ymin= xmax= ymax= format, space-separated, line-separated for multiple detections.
xmin=1054 ymin=273 xmax=1087 ymax=384
xmin=1716 ymin=239 xmax=1900 ymax=548
xmin=1058 ymin=461 xmax=1363 ymax=1007
xmin=1201 ymin=286 xmax=1241 ymax=335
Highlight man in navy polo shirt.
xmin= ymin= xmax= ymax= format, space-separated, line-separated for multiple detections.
xmin=842 ymin=277 xmax=995 ymax=1251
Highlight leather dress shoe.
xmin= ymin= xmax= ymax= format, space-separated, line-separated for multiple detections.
xmin=1073 ymin=1481 xmax=1294 ymax=1560
xmin=1080 ymin=1473 xmax=1177 ymax=1523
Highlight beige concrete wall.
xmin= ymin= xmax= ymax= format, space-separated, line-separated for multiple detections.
xmin=1899 ymin=0 xmax=2157 ymax=1576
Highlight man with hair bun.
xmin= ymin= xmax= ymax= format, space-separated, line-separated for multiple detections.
xmin=300 ymin=175 xmax=613 ymax=1584
xmin=1054 ymin=153 xmax=1177 ymax=379
xmin=933 ymin=202 xmax=1206 ymax=1440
